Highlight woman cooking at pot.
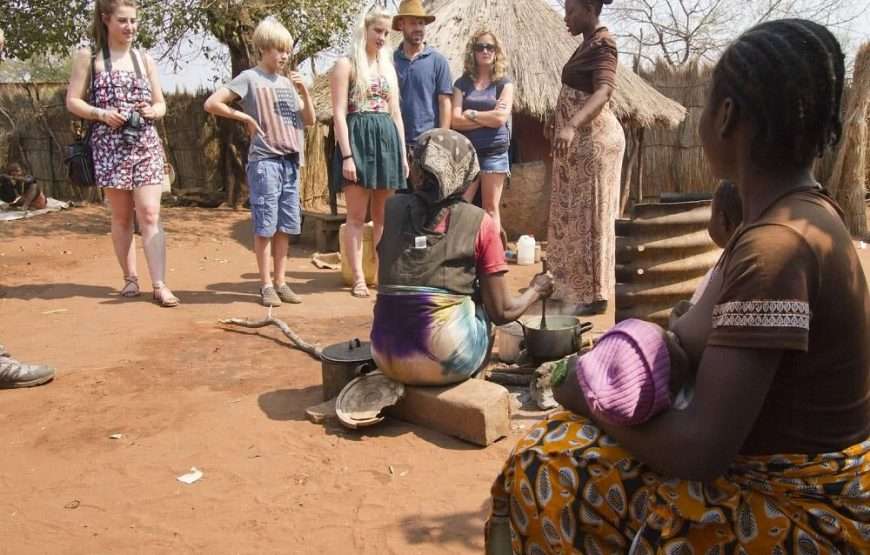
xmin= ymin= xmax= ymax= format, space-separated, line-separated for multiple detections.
xmin=371 ymin=129 xmax=553 ymax=386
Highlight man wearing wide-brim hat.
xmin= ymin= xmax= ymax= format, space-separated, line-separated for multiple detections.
xmin=392 ymin=0 xmax=453 ymax=156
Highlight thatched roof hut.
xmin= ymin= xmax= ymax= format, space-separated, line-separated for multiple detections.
xmin=312 ymin=0 xmax=686 ymax=130
xmin=310 ymin=0 xmax=687 ymax=233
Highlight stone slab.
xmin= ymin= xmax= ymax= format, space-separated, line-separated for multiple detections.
xmin=387 ymin=379 xmax=511 ymax=446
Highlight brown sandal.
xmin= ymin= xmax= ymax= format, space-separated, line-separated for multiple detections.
xmin=152 ymin=283 xmax=180 ymax=307
xmin=120 ymin=276 xmax=140 ymax=297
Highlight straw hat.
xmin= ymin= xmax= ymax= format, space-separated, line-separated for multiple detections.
xmin=392 ymin=0 xmax=436 ymax=31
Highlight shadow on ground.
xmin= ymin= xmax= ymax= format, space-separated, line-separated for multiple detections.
xmin=400 ymin=500 xmax=489 ymax=551
xmin=0 ymin=282 xmax=257 ymax=305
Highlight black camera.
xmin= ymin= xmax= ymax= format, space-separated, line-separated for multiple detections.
xmin=121 ymin=111 xmax=143 ymax=146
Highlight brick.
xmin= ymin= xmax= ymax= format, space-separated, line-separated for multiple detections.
xmin=387 ymin=379 xmax=511 ymax=446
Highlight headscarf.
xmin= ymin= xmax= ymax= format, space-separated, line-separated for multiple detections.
xmin=408 ymin=129 xmax=480 ymax=231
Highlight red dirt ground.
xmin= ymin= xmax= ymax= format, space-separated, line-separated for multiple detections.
xmin=0 ymin=205 xmax=610 ymax=555
xmin=2 ymin=205 xmax=868 ymax=554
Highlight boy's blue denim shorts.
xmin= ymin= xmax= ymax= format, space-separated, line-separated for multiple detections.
xmin=478 ymin=149 xmax=511 ymax=176
xmin=246 ymin=154 xmax=301 ymax=237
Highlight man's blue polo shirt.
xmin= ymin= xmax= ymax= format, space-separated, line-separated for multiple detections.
xmin=394 ymin=43 xmax=453 ymax=147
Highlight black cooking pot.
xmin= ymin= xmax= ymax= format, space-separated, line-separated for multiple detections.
xmin=518 ymin=316 xmax=593 ymax=362
xmin=320 ymin=338 xmax=376 ymax=400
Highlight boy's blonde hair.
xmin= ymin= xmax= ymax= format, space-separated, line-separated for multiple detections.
xmin=253 ymin=18 xmax=293 ymax=54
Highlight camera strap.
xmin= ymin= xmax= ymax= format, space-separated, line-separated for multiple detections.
xmin=130 ymin=49 xmax=144 ymax=80
xmin=100 ymin=44 xmax=144 ymax=80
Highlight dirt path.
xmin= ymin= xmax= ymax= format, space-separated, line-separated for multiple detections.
xmin=0 ymin=205 xmax=581 ymax=555
xmin=3 ymin=206 xmax=868 ymax=554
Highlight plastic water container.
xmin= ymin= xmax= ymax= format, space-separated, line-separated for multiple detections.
xmin=339 ymin=222 xmax=377 ymax=286
xmin=517 ymin=235 xmax=536 ymax=266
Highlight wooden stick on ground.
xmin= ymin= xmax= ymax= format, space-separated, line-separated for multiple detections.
xmin=219 ymin=316 xmax=322 ymax=359
xmin=486 ymin=371 xmax=533 ymax=387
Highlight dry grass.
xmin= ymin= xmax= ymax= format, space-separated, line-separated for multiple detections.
xmin=0 ymin=84 xmax=329 ymax=207
xmin=300 ymin=123 xmax=330 ymax=210
xmin=828 ymin=42 xmax=869 ymax=236
xmin=637 ymin=62 xmax=713 ymax=199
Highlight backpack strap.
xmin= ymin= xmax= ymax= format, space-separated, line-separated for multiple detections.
xmin=78 ymin=50 xmax=99 ymax=141
xmin=101 ymin=44 xmax=112 ymax=73
xmin=89 ymin=52 xmax=97 ymax=101
xmin=494 ymin=79 xmax=513 ymax=138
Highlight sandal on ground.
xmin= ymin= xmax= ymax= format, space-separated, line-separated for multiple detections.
xmin=120 ymin=276 xmax=140 ymax=297
xmin=351 ymin=280 xmax=370 ymax=298
xmin=152 ymin=283 xmax=180 ymax=308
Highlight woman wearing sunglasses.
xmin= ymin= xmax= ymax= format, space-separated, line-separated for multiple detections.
xmin=451 ymin=30 xmax=513 ymax=242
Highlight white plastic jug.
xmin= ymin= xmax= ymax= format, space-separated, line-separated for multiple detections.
xmin=517 ymin=235 xmax=536 ymax=266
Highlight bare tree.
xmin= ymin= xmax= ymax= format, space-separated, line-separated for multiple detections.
xmin=551 ymin=0 xmax=867 ymax=68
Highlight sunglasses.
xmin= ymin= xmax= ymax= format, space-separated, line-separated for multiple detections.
xmin=473 ymin=43 xmax=496 ymax=53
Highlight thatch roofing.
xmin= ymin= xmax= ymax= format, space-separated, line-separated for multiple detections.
xmin=313 ymin=0 xmax=686 ymax=129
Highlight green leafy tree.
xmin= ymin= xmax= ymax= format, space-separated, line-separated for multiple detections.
xmin=1 ymin=0 xmax=364 ymax=75
xmin=1 ymin=0 xmax=365 ymax=204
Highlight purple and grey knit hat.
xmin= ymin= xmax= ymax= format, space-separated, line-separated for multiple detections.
xmin=575 ymin=318 xmax=672 ymax=426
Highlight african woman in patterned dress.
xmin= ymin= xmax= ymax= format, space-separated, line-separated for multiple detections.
xmin=66 ymin=0 xmax=178 ymax=307
xmin=487 ymin=19 xmax=870 ymax=555
xmin=548 ymin=0 xmax=623 ymax=316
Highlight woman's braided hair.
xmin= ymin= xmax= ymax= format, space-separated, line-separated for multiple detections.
xmin=710 ymin=19 xmax=845 ymax=170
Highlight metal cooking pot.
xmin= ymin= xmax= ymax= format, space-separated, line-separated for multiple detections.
xmin=518 ymin=316 xmax=593 ymax=362
xmin=496 ymin=322 xmax=524 ymax=363
xmin=320 ymin=338 xmax=376 ymax=400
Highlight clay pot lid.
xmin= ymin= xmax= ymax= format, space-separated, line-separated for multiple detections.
xmin=321 ymin=338 xmax=372 ymax=363
xmin=335 ymin=371 xmax=405 ymax=429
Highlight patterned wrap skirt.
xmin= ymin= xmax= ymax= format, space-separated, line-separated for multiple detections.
xmin=489 ymin=411 xmax=870 ymax=554
xmin=547 ymin=85 xmax=625 ymax=305
xmin=370 ymin=285 xmax=492 ymax=385
xmin=329 ymin=111 xmax=405 ymax=193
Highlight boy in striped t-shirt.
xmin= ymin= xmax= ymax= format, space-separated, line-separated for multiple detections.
xmin=205 ymin=18 xmax=315 ymax=307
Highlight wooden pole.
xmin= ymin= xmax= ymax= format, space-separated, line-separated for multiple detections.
xmin=620 ymin=128 xmax=639 ymax=215
xmin=634 ymin=128 xmax=646 ymax=204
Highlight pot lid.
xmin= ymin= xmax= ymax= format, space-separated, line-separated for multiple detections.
xmin=321 ymin=338 xmax=372 ymax=363
xmin=335 ymin=371 xmax=405 ymax=429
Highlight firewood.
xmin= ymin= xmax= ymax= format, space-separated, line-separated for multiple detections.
xmin=219 ymin=316 xmax=322 ymax=359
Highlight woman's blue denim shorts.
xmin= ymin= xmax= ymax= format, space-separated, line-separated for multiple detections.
xmin=478 ymin=149 xmax=510 ymax=175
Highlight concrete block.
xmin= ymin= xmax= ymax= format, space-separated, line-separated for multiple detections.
xmin=301 ymin=210 xmax=346 ymax=253
xmin=387 ymin=379 xmax=511 ymax=446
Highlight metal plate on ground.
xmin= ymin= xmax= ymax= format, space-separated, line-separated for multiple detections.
xmin=335 ymin=371 xmax=405 ymax=429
